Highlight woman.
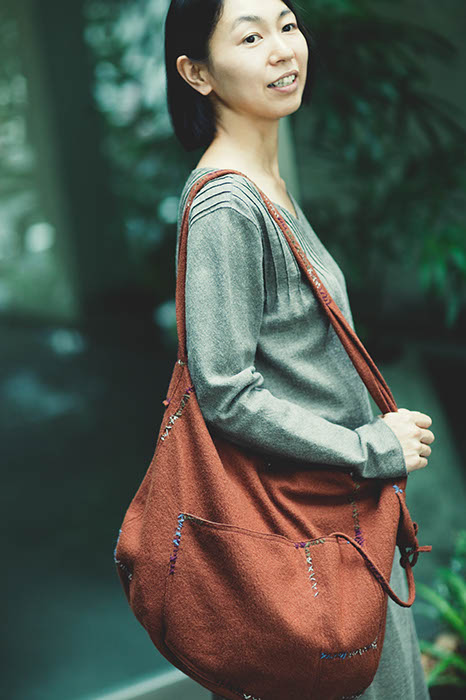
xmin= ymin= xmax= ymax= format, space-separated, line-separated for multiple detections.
xmin=165 ymin=0 xmax=435 ymax=698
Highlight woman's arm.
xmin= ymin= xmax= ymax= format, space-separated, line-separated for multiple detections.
xmin=180 ymin=185 xmax=406 ymax=480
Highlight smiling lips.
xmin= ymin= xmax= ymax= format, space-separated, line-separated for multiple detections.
xmin=268 ymin=77 xmax=298 ymax=94
xmin=268 ymin=75 xmax=297 ymax=88
xmin=267 ymin=70 xmax=299 ymax=88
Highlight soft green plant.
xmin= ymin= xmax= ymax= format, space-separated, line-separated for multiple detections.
xmin=419 ymin=223 xmax=466 ymax=329
xmin=417 ymin=530 xmax=466 ymax=688
xmin=294 ymin=0 xmax=466 ymax=329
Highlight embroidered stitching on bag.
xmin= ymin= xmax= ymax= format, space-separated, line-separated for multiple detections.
xmin=348 ymin=478 xmax=365 ymax=547
xmin=304 ymin=542 xmax=319 ymax=597
xmin=113 ymin=528 xmax=133 ymax=581
xmin=168 ymin=513 xmax=186 ymax=575
xmin=320 ymin=635 xmax=378 ymax=661
xmin=392 ymin=484 xmax=403 ymax=494
xmin=162 ymin=359 xmax=188 ymax=407
xmin=363 ymin=554 xmax=387 ymax=587
xmin=210 ymin=674 xmax=264 ymax=700
xmin=295 ymin=538 xmax=326 ymax=548
xmin=340 ymin=690 xmax=367 ymax=699
xmin=160 ymin=386 xmax=195 ymax=442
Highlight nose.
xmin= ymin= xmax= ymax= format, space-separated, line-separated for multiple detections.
xmin=269 ymin=33 xmax=295 ymax=63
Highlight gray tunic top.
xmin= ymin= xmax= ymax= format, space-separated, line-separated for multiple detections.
xmin=176 ymin=167 xmax=429 ymax=699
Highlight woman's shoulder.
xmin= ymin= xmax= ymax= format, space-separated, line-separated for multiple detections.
xmin=179 ymin=167 xmax=268 ymax=228
xmin=175 ymin=168 xmax=267 ymax=269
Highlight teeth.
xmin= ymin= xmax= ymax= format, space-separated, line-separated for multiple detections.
xmin=270 ymin=74 xmax=296 ymax=88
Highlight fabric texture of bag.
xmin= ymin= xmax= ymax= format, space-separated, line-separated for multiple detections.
xmin=113 ymin=169 xmax=432 ymax=700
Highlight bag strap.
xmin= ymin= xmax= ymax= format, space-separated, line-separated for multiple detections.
xmin=330 ymin=488 xmax=432 ymax=607
xmin=176 ymin=169 xmax=396 ymax=414
xmin=176 ymin=169 xmax=432 ymax=606
xmin=330 ymin=530 xmax=431 ymax=607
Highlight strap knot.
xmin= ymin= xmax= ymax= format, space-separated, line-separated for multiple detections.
xmin=400 ymin=543 xmax=432 ymax=569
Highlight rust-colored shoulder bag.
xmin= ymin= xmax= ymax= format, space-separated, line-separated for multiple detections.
xmin=114 ymin=169 xmax=432 ymax=700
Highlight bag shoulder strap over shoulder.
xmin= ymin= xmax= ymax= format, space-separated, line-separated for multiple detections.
xmin=176 ymin=168 xmax=396 ymax=414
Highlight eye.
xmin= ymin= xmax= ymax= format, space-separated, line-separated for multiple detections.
xmin=242 ymin=22 xmax=298 ymax=45
xmin=243 ymin=33 xmax=260 ymax=45
xmin=283 ymin=22 xmax=298 ymax=32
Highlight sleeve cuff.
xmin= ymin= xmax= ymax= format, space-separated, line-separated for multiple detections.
xmin=355 ymin=414 xmax=408 ymax=480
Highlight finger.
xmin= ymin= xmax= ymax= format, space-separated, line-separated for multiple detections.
xmin=420 ymin=428 xmax=435 ymax=444
xmin=420 ymin=444 xmax=432 ymax=458
xmin=412 ymin=411 xmax=432 ymax=428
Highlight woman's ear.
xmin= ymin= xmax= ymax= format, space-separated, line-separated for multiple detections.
xmin=176 ymin=55 xmax=213 ymax=96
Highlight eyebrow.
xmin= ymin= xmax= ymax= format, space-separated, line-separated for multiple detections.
xmin=231 ymin=8 xmax=292 ymax=32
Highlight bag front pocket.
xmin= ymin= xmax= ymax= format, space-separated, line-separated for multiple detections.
xmin=162 ymin=513 xmax=385 ymax=700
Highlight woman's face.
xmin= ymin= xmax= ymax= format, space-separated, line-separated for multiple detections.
xmin=204 ymin=0 xmax=309 ymax=123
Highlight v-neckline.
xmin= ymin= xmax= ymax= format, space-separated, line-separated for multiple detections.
xmin=273 ymin=193 xmax=300 ymax=223
xmin=191 ymin=167 xmax=301 ymax=223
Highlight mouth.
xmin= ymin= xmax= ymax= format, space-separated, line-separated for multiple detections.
xmin=267 ymin=70 xmax=299 ymax=88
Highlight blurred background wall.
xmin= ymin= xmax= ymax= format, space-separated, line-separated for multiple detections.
xmin=1 ymin=0 xmax=465 ymax=698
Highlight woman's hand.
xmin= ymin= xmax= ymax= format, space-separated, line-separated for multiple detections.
xmin=380 ymin=408 xmax=435 ymax=474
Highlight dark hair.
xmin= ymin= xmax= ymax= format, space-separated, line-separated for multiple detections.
xmin=165 ymin=0 xmax=318 ymax=152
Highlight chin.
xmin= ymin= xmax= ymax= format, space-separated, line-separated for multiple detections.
xmin=279 ymin=101 xmax=303 ymax=118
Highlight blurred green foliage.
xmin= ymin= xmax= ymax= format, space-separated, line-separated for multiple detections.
xmin=417 ymin=530 xmax=466 ymax=688
xmin=83 ymin=0 xmax=186 ymax=305
xmin=294 ymin=0 xmax=466 ymax=327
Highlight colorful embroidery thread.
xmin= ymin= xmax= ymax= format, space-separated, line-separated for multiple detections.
xmin=320 ymin=635 xmax=378 ymax=661
xmin=392 ymin=484 xmax=403 ymax=494
xmin=211 ymin=674 xmax=263 ymax=700
xmin=160 ymin=386 xmax=195 ymax=442
xmin=113 ymin=528 xmax=133 ymax=581
xmin=304 ymin=542 xmax=319 ymax=597
xmin=168 ymin=513 xmax=186 ymax=575
xmin=162 ymin=359 xmax=188 ymax=406
xmin=348 ymin=478 xmax=365 ymax=547
xmin=295 ymin=538 xmax=325 ymax=548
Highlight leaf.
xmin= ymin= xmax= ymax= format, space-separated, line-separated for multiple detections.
xmin=433 ymin=674 xmax=466 ymax=687
xmin=416 ymin=582 xmax=466 ymax=641
xmin=427 ymin=656 xmax=458 ymax=687
xmin=433 ymin=260 xmax=448 ymax=292
xmin=419 ymin=640 xmax=466 ymax=674
xmin=450 ymin=247 xmax=466 ymax=275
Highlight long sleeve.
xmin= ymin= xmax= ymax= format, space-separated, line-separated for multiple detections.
xmin=182 ymin=186 xmax=407 ymax=481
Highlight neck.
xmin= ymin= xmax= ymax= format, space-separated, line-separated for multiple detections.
xmin=205 ymin=111 xmax=282 ymax=181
